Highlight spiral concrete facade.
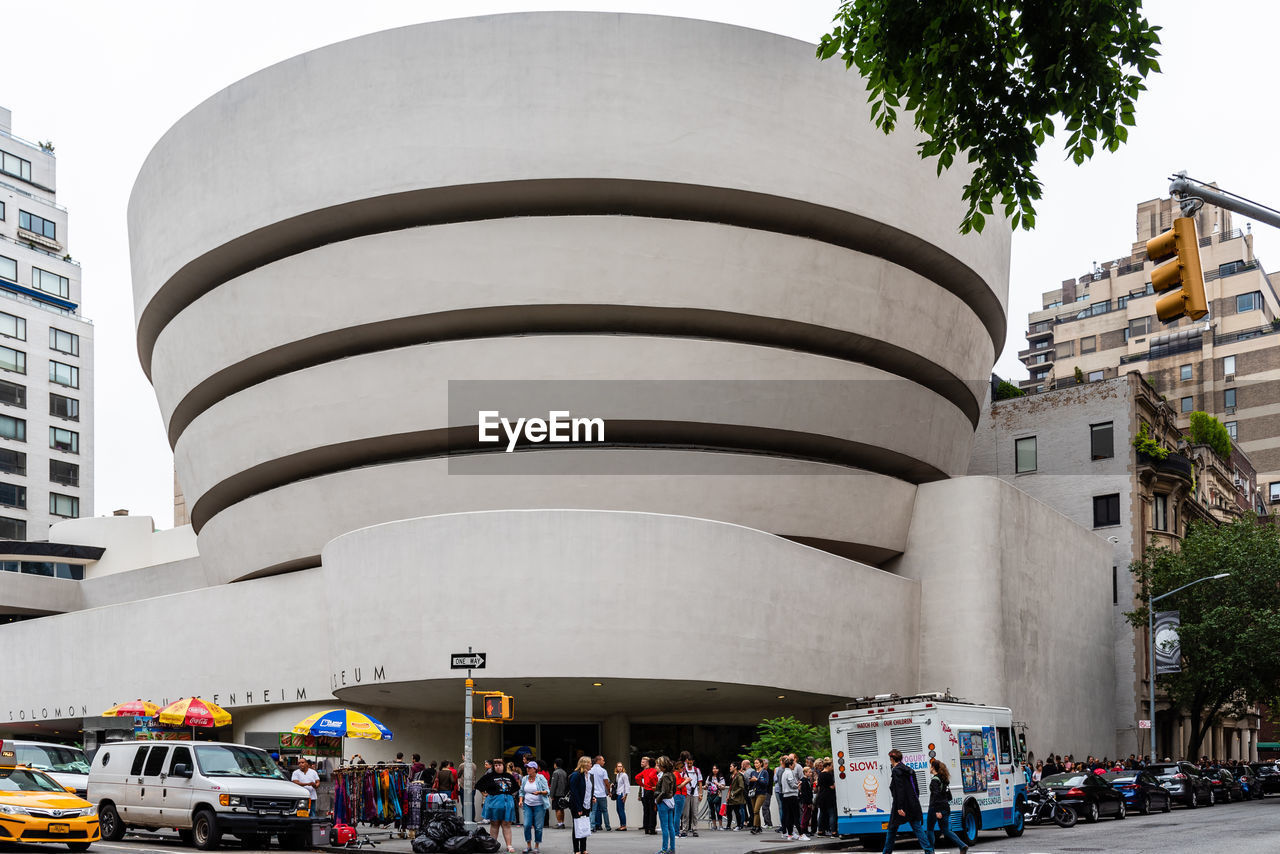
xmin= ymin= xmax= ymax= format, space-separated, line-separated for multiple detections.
xmin=1 ymin=13 xmax=1120 ymax=760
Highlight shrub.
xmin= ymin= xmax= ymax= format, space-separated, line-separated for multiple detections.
xmin=995 ymin=380 xmax=1025 ymax=400
xmin=1188 ymin=411 xmax=1232 ymax=459
xmin=1133 ymin=423 xmax=1169 ymax=460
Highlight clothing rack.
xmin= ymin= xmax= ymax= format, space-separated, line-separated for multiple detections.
xmin=332 ymin=764 xmax=411 ymax=827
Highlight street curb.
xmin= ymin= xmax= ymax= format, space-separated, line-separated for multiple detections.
xmin=746 ymin=837 xmax=858 ymax=854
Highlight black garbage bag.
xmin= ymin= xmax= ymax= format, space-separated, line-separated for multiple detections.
xmin=468 ymin=828 xmax=492 ymax=841
xmin=423 ymin=812 xmax=467 ymax=842
xmin=442 ymin=833 xmax=479 ymax=854
xmin=413 ymin=838 xmax=441 ymax=854
xmin=475 ymin=834 xmax=501 ymax=853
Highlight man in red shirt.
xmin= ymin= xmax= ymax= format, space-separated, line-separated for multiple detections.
xmin=634 ymin=756 xmax=659 ymax=835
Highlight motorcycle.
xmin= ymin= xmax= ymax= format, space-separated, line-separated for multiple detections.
xmin=1024 ymin=784 xmax=1077 ymax=828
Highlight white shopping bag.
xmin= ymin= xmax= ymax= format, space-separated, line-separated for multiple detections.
xmin=573 ymin=816 xmax=592 ymax=837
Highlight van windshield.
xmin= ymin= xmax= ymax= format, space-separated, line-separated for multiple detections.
xmin=15 ymin=744 xmax=90 ymax=775
xmin=194 ymin=745 xmax=286 ymax=779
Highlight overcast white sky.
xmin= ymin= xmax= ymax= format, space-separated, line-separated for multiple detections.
xmin=2 ymin=0 xmax=1275 ymax=529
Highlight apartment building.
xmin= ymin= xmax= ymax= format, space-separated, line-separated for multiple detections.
xmin=971 ymin=372 xmax=1262 ymax=760
xmin=0 ymin=107 xmax=93 ymax=545
xmin=1018 ymin=195 xmax=1278 ymax=510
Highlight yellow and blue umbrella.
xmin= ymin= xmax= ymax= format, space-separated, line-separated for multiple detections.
xmin=292 ymin=708 xmax=394 ymax=741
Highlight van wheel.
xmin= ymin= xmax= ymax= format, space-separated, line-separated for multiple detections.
xmin=98 ymin=802 xmax=125 ymax=841
xmin=193 ymin=809 xmax=222 ymax=851
xmin=959 ymin=804 xmax=980 ymax=846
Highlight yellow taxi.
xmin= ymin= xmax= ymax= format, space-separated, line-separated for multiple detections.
xmin=0 ymin=740 xmax=99 ymax=851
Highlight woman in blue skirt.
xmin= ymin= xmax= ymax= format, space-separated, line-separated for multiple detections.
xmin=477 ymin=757 xmax=521 ymax=853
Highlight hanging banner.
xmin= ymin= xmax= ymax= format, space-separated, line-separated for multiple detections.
xmin=1154 ymin=610 xmax=1182 ymax=674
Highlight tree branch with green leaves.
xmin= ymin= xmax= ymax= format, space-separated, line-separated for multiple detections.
xmin=817 ymin=1 xmax=1161 ymax=233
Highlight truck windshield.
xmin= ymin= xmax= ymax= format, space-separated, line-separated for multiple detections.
xmin=194 ymin=745 xmax=286 ymax=779
xmin=15 ymin=745 xmax=90 ymax=774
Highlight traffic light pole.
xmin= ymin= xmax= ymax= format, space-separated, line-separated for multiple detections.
xmin=1169 ymin=173 xmax=1280 ymax=230
xmin=463 ymin=677 xmax=474 ymax=824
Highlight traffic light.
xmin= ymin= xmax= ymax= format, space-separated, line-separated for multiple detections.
xmin=481 ymin=694 xmax=516 ymax=721
xmin=1147 ymin=216 xmax=1207 ymax=322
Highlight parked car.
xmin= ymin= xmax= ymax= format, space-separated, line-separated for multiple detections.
xmin=1040 ymin=772 xmax=1126 ymax=822
xmin=1103 ymin=770 xmax=1172 ymax=815
xmin=1233 ymin=765 xmax=1265 ymax=800
xmin=8 ymin=740 xmax=91 ymax=797
xmin=1147 ymin=761 xmax=1215 ymax=808
xmin=1207 ymin=768 xmax=1244 ymax=802
xmin=1249 ymin=762 xmax=1280 ymax=794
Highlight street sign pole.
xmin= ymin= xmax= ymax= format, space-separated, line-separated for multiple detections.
xmin=463 ymin=675 xmax=474 ymax=823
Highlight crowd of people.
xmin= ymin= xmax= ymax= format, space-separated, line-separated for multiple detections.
xmin=440 ymin=751 xmax=843 ymax=854
xmin=1029 ymin=752 xmax=1255 ymax=780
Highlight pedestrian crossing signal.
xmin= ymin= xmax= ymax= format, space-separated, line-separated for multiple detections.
xmin=482 ymin=694 xmax=516 ymax=721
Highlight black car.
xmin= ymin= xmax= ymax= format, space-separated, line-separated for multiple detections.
xmin=1234 ymin=766 xmax=1266 ymax=800
xmin=1207 ymin=768 xmax=1244 ymax=802
xmin=1147 ymin=761 xmax=1215 ymax=807
xmin=1249 ymin=763 xmax=1280 ymax=794
xmin=1103 ymin=771 xmax=1172 ymax=815
xmin=1041 ymin=772 xmax=1127 ymax=822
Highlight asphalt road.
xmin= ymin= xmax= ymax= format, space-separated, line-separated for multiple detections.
xmin=6 ymin=797 xmax=1279 ymax=854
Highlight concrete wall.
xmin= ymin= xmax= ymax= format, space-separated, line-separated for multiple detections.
xmin=891 ymin=477 xmax=1115 ymax=757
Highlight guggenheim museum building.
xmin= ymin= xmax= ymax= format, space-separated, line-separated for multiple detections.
xmin=2 ymin=13 xmax=1114 ymax=764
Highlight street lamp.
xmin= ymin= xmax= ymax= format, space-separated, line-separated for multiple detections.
xmin=1148 ymin=572 xmax=1230 ymax=758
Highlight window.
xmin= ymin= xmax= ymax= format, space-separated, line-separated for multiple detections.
xmin=1271 ymin=483 xmax=1280 ymax=504
xmin=1031 ymin=369 xmax=1048 ymax=381
xmin=0 ymin=415 xmax=26 ymax=442
xmin=0 ymin=201 xmax=3 ymax=220
xmin=0 ymin=516 xmax=26 ymax=540
xmin=1180 ymin=364 xmax=1192 ymax=381
xmin=129 ymin=748 xmax=149 ymax=777
xmin=1056 ymin=341 xmax=1074 ymax=358
xmin=142 ymin=746 xmax=169 ymax=777
xmin=0 ymin=449 xmax=25 ymax=476
xmin=1225 ymin=388 xmax=1237 ymax=409
xmin=31 ymin=268 xmax=69 ymax=299
xmin=0 ymin=255 xmax=14 ymax=283
xmin=1076 ymin=294 xmax=1089 ymax=302
xmin=1153 ymin=494 xmax=1168 ymax=531
xmin=0 ymin=380 xmax=24 ymax=409
xmin=1034 ymin=340 xmax=1049 ymax=350
xmin=1015 ymin=436 xmax=1037 ymax=473
xmin=0 ymin=483 xmax=25 ymax=509
xmin=0 ymin=151 xmax=31 ymax=183
xmin=1226 ymin=421 xmax=1238 ymax=440
xmin=1093 ymin=493 xmax=1121 ymax=527
xmin=1237 ymin=291 xmax=1263 ymax=313
xmin=169 ymin=746 xmax=192 ymax=775
xmin=1088 ymin=370 xmax=1105 ymax=382
xmin=49 ymin=393 xmax=78 ymax=421
xmin=0 ymin=346 xmax=25 ymax=375
xmin=48 ymin=328 xmax=78 ymax=356
xmin=1080 ymin=335 xmax=1096 ymax=354
xmin=1031 ymin=354 xmax=1047 ymax=364
xmin=1117 ymin=295 xmax=1129 ymax=309
xmin=49 ymin=492 xmax=79 ymax=518
xmin=48 ymin=361 xmax=77 ymax=388
xmin=49 ymin=459 xmax=78 ymax=487
xmin=1181 ymin=396 xmax=1193 ymax=413
xmin=0 ymin=312 xmax=25 ymax=341
xmin=18 ymin=210 xmax=55 ymax=240
xmin=1091 ymin=422 xmax=1114 ymax=460
xmin=1129 ymin=317 xmax=1152 ymax=338
xmin=49 ymin=427 xmax=77 ymax=454
xmin=1224 ymin=355 xmax=1236 ymax=375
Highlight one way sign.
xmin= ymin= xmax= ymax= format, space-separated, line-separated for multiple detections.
xmin=451 ymin=652 xmax=487 ymax=669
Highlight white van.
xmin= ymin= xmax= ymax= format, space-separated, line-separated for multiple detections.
xmin=10 ymin=740 xmax=91 ymax=796
xmin=87 ymin=740 xmax=313 ymax=850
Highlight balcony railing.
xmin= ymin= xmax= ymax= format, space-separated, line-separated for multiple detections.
xmin=1214 ymin=324 xmax=1280 ymax=347
xmin=1136 ymin=449 xmax=1194 ymax=482
xmin=1119 ymin=335 xmax=1204 ymax=364
xmin=1204 ymin=259 xmax=1259 ymax=283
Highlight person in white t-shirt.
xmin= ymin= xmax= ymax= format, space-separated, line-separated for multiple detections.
xmin=291 ymin=758 xmax=321 ymax=816
xmin=588 ymin=756 xmax=612 ymax=831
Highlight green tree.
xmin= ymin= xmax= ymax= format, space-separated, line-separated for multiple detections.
xmin=995 ymin=380 xmax=1025 ymax=400
xmin=1187 ymin=411 xmax=1232 ymax=459
xmin=740 ymin=716 xmax=829 ymax=761
xmin=817 ymin=1 xmax=1162 ymax=233
xmin=1126 ymin=518 xmax=1280 ymax=758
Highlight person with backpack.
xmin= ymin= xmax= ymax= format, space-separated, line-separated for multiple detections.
xmin=926 ymin=759 xmax=966 ymax=854
xmin=881 ymin=749 xmax=933 ymax=854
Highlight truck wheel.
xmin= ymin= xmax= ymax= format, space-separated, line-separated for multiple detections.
xmin=98 ymin=802 xmax=125 ymax=841
xmin=1004 ymin=796 xmax=1025 ymax=837
xmin=959 ymin=804 xmax=980 ymax=846
xmin=192 ymin=809 xmax=222 ymax=851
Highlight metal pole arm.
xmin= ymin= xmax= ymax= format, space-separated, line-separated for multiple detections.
xmin=1169 ymin=174 xmax=1280 ymax=231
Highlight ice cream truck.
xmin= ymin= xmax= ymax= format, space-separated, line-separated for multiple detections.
xmin=828 ymin=693 xmax=1027 ymax=848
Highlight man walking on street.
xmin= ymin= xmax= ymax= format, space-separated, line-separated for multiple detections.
xmin=589 ymin=756 xmax=612 ymax=831
xmin=881 ymin=749 xmax=933 ymax=854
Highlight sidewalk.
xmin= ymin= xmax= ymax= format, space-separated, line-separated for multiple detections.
xmin=331 ymin=825 xmax=853 ymax=854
